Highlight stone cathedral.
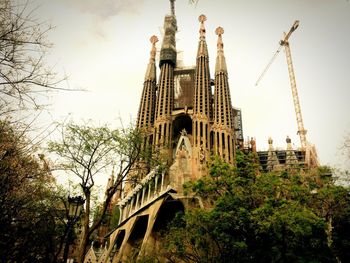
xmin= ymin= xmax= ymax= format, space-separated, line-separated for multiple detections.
xmin=96 ymin=1 xmax=235 ymax=259
xmin=136 ymin=5 xmax=238 ymax=180
xmin=83 ymin=1 xmax=306 ymax=262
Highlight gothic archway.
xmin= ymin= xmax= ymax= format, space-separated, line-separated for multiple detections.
xmin=172 ymin=114 xmax=192 ymax=147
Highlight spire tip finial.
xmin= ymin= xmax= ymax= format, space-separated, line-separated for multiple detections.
xmin=286 ymin=135 xmax=291 ymax=144
xmin=198 ymin=14 xmax=207 ymax=38
xmin=170 ymin=0 xmax=175 ymax=16
xmin=215 ymin=26 xmax=224 ymax=36
xmin=149 ymin=35 xmax=158 ymax=61
xmin=268 ymin=137 xmax=273 ymax=145
xmin=150 ymin=35 xmax=159 ymax=45
xmin=198 ymin=14 xmax=207 ymax=23
xmin=215 ymin=27 xmax=224 ymax=49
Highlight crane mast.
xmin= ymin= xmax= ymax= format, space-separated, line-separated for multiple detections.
xmin=280 ymin=21 xmax=307 ymax=149
xmin=256 ymin=20 xmax=307 ymax=149
xmin=256 ymin=20 xmax=319 ymax=167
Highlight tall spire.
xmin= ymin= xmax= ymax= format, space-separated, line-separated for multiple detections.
xmin=212 ymin=26 xmax=235 ymax=163
xmin=159 ymin=0 xmax=177 ymax=66
xmin=193 ymin=14 xmax=212 ymax=155
xmin=154 ymin=0 xmax=177 ymax=155
xmin=137 ymin=36 xmax=158 ymax=133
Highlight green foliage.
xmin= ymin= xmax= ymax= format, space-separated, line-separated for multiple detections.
xmin=49 ymin=121 xmax=145 ymax=262
xmin=49 ymin=122 xmax=143 ymax=191
xmin=331 ymin=192 xmax=350 ymax=262
xmin=51 ymin=124 xmax=119 ymax=188
xmin=110 ymin=205 xmax=121 ymax=229
xmin=164 ymin=150 xmax=350 ymax=262
xmin=0 ymin=121 xmax=66 ymax=262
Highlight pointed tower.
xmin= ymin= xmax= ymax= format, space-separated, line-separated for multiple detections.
xmin=154 ymin=0 xmax=177 ymax=156
xmin=212 ymin=27 xmax=235 ymax=163
xmin=285 ymin=136 xmax=298 ymax=168
xmin=137 ymin=35 xmax=158 ymax=147
xmin=192 ymin=14 xmax=213 ymax=164
xmin=267 ymin=137 xmax=280 ymax=171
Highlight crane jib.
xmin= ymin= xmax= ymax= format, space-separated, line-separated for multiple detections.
xmin=255 ymin=21 xmax=306 ymax=147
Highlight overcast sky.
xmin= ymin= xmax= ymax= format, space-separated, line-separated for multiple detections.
xmin=31 ymin=0 xmax=350 ymax=173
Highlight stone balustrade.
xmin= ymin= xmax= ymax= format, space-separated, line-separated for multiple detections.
xmin=117 ymin=167 xmax=170 ymax=224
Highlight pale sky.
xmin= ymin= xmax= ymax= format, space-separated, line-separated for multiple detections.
xmin=31 ymin=0 xmax=350 ymax=173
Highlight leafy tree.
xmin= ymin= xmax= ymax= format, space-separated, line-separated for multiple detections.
xmin=311 ymin=184 xmax=350 ymax=261
xmin=331 ymin=190 xmax=350 ymax=262
xmin=165 ymin=152 xmax=349 ymax=262
xmin=0 ymin=120 xmax=66 ymax=262
xmin=49 ymin=122 xmax=144 ymax=263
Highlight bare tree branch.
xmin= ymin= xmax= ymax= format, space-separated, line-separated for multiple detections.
xmin=0 ymin=0 xmax=79 ymax=117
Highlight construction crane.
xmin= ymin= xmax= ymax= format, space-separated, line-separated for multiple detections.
xmin=256 ymin=20 xmax=319 ymax=167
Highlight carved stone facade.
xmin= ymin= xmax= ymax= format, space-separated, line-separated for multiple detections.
xmin=83 ymin=1 xmax=238 ymax=262
xmin=136 ymin=5 xmax=236 ymax=178
xmin=82 ymin=0 xmax=313 ymax=261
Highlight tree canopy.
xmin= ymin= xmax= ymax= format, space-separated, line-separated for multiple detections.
xmin=0 ymin=121 xmax=66 ymax=262
xmin=49 ymin=121 xmax=144 ymax=263
xmin=164 ymin=152 xmax=350 ymax=263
